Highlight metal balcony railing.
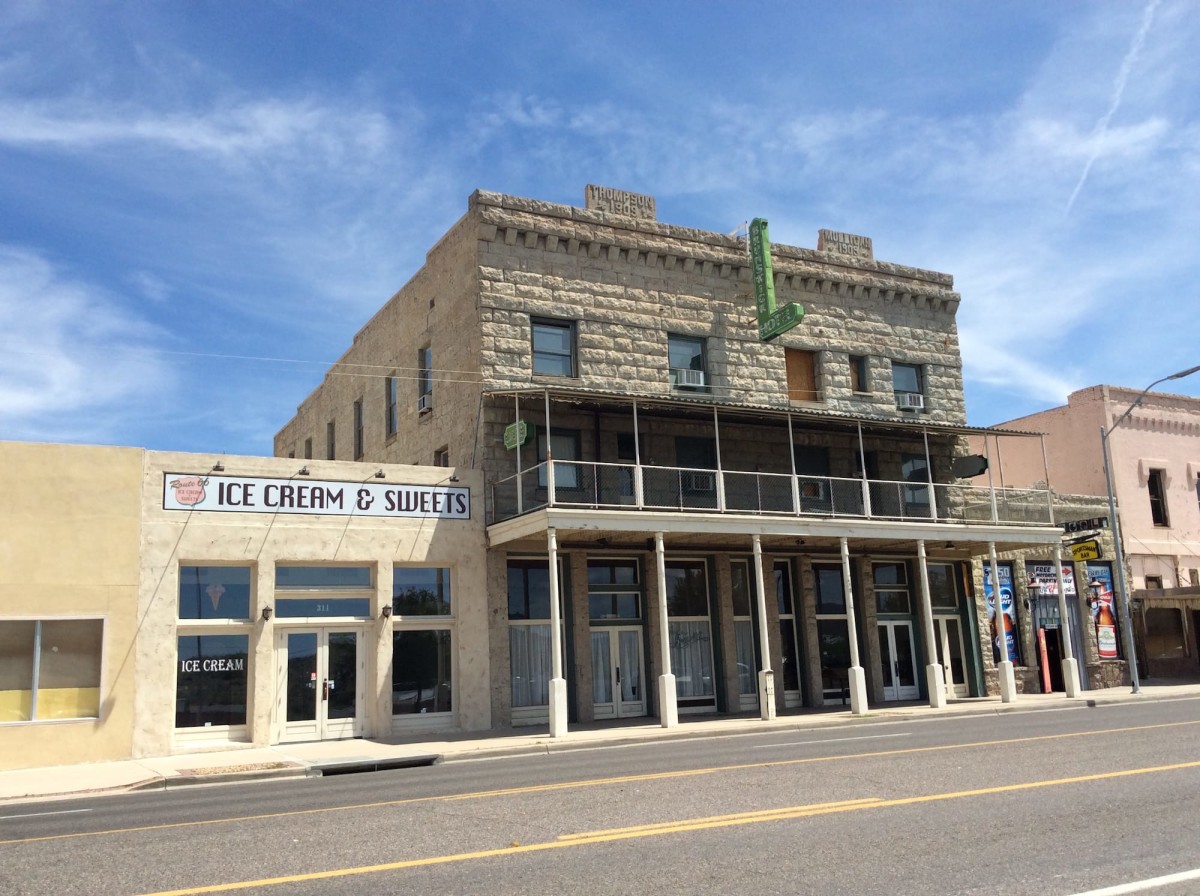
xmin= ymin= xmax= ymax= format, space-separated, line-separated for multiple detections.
xmin=489 ymin=461 xmax=1054 ymax=528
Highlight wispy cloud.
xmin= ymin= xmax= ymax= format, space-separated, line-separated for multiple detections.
xmin=1064 ymin=0 xmax=1161 ymax=216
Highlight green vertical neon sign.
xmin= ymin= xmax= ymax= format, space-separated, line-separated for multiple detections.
xmin=749 ymin=217 xmax=804 ymax=341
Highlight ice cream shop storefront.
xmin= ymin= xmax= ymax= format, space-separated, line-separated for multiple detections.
xmin=134 ymin=452 xmax=492 ymax=760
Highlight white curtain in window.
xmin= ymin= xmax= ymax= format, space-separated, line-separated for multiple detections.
xmin=734 ymin=620 xmax=756 ymax=696
xmin=670 ymin=621 xmax=713 ymax=698
xmin=510 ymin=625 xmax=551 ymax=707
xmin=591 ymin=632 xmax=612 ymax=704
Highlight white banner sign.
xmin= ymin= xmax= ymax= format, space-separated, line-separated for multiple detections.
xmin=163 ymin=473 xmax=470 ymax=519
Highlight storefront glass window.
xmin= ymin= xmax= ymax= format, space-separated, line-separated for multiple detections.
xmin=179 ymin=566 xmax=251 ymax=620
xmin=508 ymin=558 xmax=554 ymax=708
xmin=392 ymin=630 xmax=452 ymax=714
xmin=666 ymin=561 xmax=714 ymax=702
xmin=175 ymin=634 xmax=248 ymax=728
xmin=392 ymin=567 xmax=452 ymax=616
xmin=0 ymin=620 xmax=102 ymax=721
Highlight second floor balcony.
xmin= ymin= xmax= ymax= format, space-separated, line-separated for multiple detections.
xmin=490 ymin=460 xmax=1052 ymax=528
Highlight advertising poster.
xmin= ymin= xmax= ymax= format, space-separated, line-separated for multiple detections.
xmin=1087 ymin=563 xmax=1120 ymax=660
xmin=983 ymin=562 xmax=1021 ymax=664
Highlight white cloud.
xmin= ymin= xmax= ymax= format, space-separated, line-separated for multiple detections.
xmin=0 ymin=245 xmax=172 ymax=438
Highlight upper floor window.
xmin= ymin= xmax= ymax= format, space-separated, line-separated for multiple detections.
xmin=668 ymin=334 xmax=708 ymax=391
xmin=385 ymin=375 xmax=399 ymax=436
xmin=892 ymin=362 xmax=924 ymax=410
xmin=850 ymin=355 xmax=870 ymax=393
xmin=353 ymin=400 xmax=364 ymax=460
xmin=532 ymin=318 xmax=576 ymax=377
xmin=537 ymin=428 xmax=581 ymax=488
xmin=434 ymin=446 xmax=450 ymax=467
xmin=1148 ymin=468 xmax=1170 ymax=526
xmin=326 ymin=420 xmax=336 ymax=460
xmin=418 ymin=346 xmax=433 ymax=411
xmin=303 ymin=437 xmax=313 ymax=460
xmin=785 ymin=349 xmax=820 ymax=402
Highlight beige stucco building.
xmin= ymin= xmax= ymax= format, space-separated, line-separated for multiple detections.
xmin=1 ymin=442 xmax=488 ymax=771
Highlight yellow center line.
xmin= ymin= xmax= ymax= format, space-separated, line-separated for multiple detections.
xmin=2 ymin=719 xmax=1196 ymax=846
xmin=131 ymin=759 xmax=1200 ymax=896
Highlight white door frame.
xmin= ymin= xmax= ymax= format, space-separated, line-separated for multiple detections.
xmin=277 ymin=626 xmax=365 ymax=742
xmin=878 ymin=620 xmax=921 ymax=701
xmin=934 ymin=615 xmax=969 ymax=698
xmin=591 ymin=626 xmax=646 ymax=720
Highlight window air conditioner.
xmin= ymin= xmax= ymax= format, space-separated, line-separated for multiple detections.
xmin=673 ymin=368 xmax=707 ymax=388
xmin=684 ymin=472 xmax=716 ymax=492
xmin=418 ymin=393 xmax=433 ymax=413
xmin=895 ymin=392 xmax=925 ymax=410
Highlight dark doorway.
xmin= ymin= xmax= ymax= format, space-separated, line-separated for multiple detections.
xmin=1041 ymin=628 xmax=1066 ymax=692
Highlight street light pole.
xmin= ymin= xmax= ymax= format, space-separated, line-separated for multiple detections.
xmin=1098 ymin=364 xmax=1200 ymax=695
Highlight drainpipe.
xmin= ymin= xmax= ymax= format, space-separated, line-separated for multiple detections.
xmin=751 ymin=534 xmax=776 ymax=720
xmin=655 ymin=532 xmax=678 ymax=727
xmin=841 ymin=537 xmax=868 ymax=715
xmin=917 ymin=540 xmax=946 ymax=708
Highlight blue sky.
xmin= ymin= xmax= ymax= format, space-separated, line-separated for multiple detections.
xmin=2 ymin=1 xmax=1197 ymax=456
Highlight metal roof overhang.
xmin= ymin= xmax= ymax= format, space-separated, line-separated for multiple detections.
xmin=483 ymin=386 xmax=1043 ymax=440
xmin=487 ymin=507 xmax=1062 ymax=557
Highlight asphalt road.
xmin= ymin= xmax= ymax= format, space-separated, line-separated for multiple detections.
xmin=4 ymin=698 xmax=1200 ymax=896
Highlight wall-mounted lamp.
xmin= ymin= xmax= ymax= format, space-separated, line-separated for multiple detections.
xmin=448 ymin=475 xmax=460 ymax=483
xmin=380 ymin=605 xmax=393 ymax=619
xmin=374 ymin=470 xmax=386 ymax=479
xmin=261 ymin=606 xmax=273 ymax=621
xmin=212 ymin=461 xmax=225 ymax=472
xmin=297 ymin=466 xmax=309 ymax=476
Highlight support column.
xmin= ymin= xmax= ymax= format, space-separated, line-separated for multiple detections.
xmin=654 ymin=532 xmax=678 ymax=728
xmin=916 ymin=540 xmax=946 ymax=708
xmin=547 ymin=528 xmax=568 ymax=737
xmin=989 ymin=541 xmax=1017 ymax=703
xmin=1054 ymin=556 xmax=1080 ymax=698
xmin=840 ymin=538 xmax=868 ymax=715
xmin=751 ymin=535 xmax=777 ymax=720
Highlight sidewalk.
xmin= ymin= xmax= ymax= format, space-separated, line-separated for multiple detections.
xmin=4 ymin=681 xmax=1199 ymax=806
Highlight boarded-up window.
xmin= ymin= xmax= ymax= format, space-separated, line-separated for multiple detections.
xmin=786 ymin=349 xmax=819 ymax=402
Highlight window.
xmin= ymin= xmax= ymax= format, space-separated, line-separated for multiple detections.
xmin=303 ymin=438 xmax=313 ymax=460
xmin=418 ymin=346 xmax=433 ymax=408
xmin=587 ymin=559 xmax=641 ymax=621
xmin=353 ymin=400 xmax=364 ymax=461
xmin=901 ymin=454 xmax=931 ymax=517
xmin=537 ymin=428 xmax=581 ymax=489
xmin=392 ymin=567 xmax=452 ymax=616
xmin=385 ymin=376 xmax=399 ymax=437
xmin=892 ymin=362 xmax=923 ymax=394
xmin=850 ymin=355 xmax=869 ymax=393
xmin=434 ymin=446 xmax=449 ymax=467
xmin=326 ymin=420 xmax=336 ymax=460
xmin=532 ymin=318 xmax=576 ymax=377
xmin=794 ymin=445 xmax=831 ymax=508
xmin=1145 ymin=575 xmax=1163 ymax=590
xmin=508 ymin=559 xmax=554 ymax=709
xmin=1148 ymin=468 xmax=1170 ymax=526
xmin=730 ymin=561 xmax=757 ymax=699
xmin=927 ymin=563 xmax=960 ymax=609
xmin=274 ymin=566 xmax=372 ymax=618
xmin=179 ymin=566 xmax=251 ymax=620
xmin=1 ymin=620 xmax=103 ymax=721
xmin=676 ymin=436 xmax=717 ymax=506
xmin=392 ymin=630 xmax=451 ymax=714
xmin=874 ymin=562 xmax=911 ymax=614
xmin=785 ymin=349 xmax=819 ymax=402
xmin=668 ymin=334 xmax=708 ymax=391
xmin=666 ymin=560 xmax=715 ymax=705
xmin=814 ymin=563 xmax=851 ymax=698
xmin=775 ymin=561 xmax=804 ymax=695
xmin=176 ymin=634 xmax=248 ymax=728
xmin=1145 ymin=608 xmax=1186 ymax=659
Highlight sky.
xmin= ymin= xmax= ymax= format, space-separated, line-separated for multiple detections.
xmin=2 ymin=1 xmax=1198 ymax=458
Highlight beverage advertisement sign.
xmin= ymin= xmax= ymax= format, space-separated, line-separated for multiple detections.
xmin=1087 ymin=563 xmax=1120 ymax=659
xmin=983 ymin=562 xmax=1021 ymax=664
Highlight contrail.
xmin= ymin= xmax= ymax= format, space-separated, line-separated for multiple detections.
xmin=1064 ymin=0 xmax=1160 ymax=217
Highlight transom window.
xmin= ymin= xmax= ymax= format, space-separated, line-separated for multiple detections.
xmin=274 ymin=566 xmax=372 ymax=618
xmin=532 ymin=318 xmax=576 ymax=377
xmin=874 ymin=562 xmax=912 ymax=614
xmin=587 ymin=559 xmax=641 ymax=621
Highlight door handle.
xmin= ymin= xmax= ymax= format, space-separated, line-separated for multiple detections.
xmin=616 ymin=666 xmax=621 ymax=685
xmin=322 ymin=679 xmax=330 ymax=701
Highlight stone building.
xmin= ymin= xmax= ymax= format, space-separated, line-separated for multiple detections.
xmin=992 ymin=384 xmax=1200 ymax=679
xmin=275 ymin=185 xmax=1070 ymax=732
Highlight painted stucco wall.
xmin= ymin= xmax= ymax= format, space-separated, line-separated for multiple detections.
xmin=0 ymin=441 xmax=142 ymax=770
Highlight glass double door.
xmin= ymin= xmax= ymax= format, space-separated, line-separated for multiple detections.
xmin=591 ymin=627 xmax=645 ymax=720
xmin=878 ymin=620 xmax=920 ymax=701
xmin=278 ymin=628 xmax=363 ymax=742
xmin=933 ymin=616 xmax=969 ymax=698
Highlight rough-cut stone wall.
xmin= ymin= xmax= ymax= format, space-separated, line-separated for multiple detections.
xmin=472 ymin=189 xmax=964 ymax=431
